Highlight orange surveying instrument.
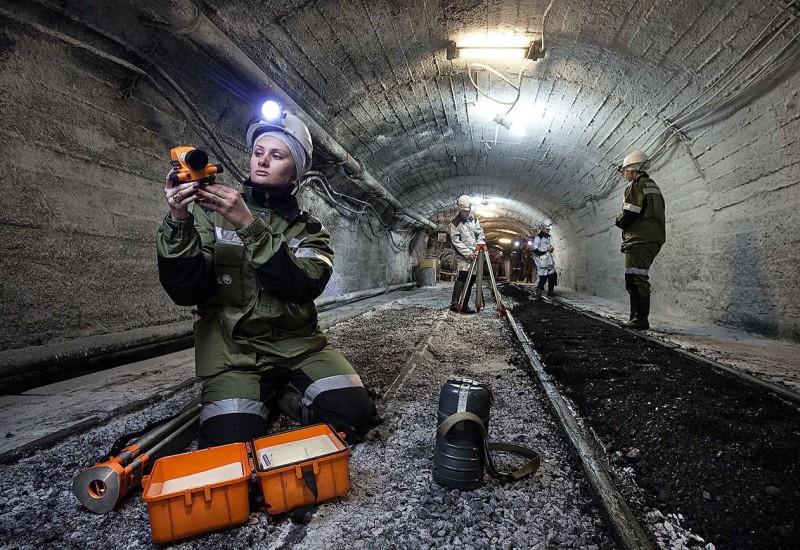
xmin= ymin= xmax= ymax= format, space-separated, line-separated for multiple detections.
xmin=457 ymin=244 xmax=506 ymax=314
xmin=169 ymin=146 xmax=223 ymax=185
xmin=71 ymin=398 xmax=201 ymax=514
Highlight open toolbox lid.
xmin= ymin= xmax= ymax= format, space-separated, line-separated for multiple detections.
xmin=252 ymin=423 xmax=349 ymax=471
xmin=251 ymin=423 xmax=352 ymax=516
xmin=141 ymin=442 xmax=253 ymax=501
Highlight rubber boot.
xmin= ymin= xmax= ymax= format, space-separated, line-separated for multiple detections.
xmin=535 ymin=288 xmax=543 ymax=300
xmin=276 ymin=389 xmax=307 ymax=424
xmin=620 ymin=293 xmax=638 ymax=326
xmin=450 ymin=280 xmax=465 ymax=312
xmin=547 ymin=282 xmax=556 ymax=297
xmin=622 ymin=295 xmax=649 ymax=330
xmin=635 ymin=295 xmax=650 ymax=330
xmin=461 ymin=278 xmax=476 ymax=314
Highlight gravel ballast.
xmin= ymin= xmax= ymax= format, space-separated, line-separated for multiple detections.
xmin=0 ymin=287 xmax=616 ymax=549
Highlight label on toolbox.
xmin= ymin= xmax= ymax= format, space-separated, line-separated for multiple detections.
xmin=258 ymin=434 xmax=339 ymax=469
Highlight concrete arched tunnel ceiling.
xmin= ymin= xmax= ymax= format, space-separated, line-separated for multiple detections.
xmin=0 ymin=0 xmax=798 ymax=347
xmin=173 ymin=0 xmax=799 ymax=240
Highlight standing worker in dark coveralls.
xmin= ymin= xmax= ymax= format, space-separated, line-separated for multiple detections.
xmin=614 ymin=151 xmax=666 ymax=330
xmin=156 ymin=104 xmax=380 ymax=447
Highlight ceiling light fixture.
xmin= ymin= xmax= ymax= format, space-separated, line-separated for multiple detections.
xmin=447 ymin=41 xmax=542 ymax=61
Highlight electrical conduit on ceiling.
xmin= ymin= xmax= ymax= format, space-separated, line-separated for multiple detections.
xmin=140 ymin=0 xmax=438 ymax=230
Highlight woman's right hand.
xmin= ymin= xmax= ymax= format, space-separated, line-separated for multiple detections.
xmin=164 ymin=168 xmax=197 ymax=220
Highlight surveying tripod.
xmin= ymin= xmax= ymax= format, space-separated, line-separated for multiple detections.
xmin=457 ymin=244 xmax=506 ymax=314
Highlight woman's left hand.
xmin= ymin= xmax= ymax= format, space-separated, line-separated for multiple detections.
xmin=194 ymin=183 xmax=255 ymax=229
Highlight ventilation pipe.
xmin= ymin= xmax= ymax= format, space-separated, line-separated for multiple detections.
xmin=141 ymin=0 xmax=438 ymax=230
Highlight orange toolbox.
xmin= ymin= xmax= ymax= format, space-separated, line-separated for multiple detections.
xmin=141 ymin=424 xmax=350 ymax=543
xmin=253 ymin=423 xmax=351 ymax=515
xmin=141 ymin=442 xmax=252 ymax=544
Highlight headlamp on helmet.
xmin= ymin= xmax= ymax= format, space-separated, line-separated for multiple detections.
xmin=245 ymin=100 xmax=314 ymax=176
xmin=260 ymin=100 xmax=282 ymax=122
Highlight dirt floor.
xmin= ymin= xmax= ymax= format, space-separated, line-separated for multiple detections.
xmin=501 ymin=285 xmax=800 ymax=549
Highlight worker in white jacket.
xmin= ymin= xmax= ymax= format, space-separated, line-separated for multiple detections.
xmin=532 ymin=222 xmax=557 ymax=299
xmin=448 ymin=195 xmax=485 ymax=313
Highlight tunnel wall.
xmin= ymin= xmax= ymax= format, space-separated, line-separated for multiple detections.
xmin=0 ymin=22 xmax=410 ymax=352
xmin=558 ymin=72 xmax=800 ymax=341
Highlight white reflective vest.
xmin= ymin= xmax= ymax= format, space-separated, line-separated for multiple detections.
xmin=449 ymin=214 xmax=485 ymax=272
xmin=532 ymin=233 xmax=556 ymax=276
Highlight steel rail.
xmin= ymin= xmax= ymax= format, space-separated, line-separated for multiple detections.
xmin=503 ymin=308 xmax=655 ymax=550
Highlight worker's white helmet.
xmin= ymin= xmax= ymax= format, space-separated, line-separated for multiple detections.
xmin=620 ymin=151 xmax=650 ymax=172
xmin=539 ymin=221 xmax=553 ymax=231
xmin=457 ymin=195 xmax=472 ymax=210
xmin=246 ymin=110 xmax=313 ymax=174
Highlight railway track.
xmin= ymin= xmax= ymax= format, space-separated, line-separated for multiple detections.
xmin=5 ymin=285 xmax=796 ymax=549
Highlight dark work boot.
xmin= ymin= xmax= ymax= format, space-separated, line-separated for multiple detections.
xmin=635 ymin=295 xmax=650 ymax=330
xmin=535 ymin=288 xmax=543 ymax=300
xmin=622 ymin=295 xmax=649 ymax=330
xmin=620 ymin=293 xmax=638 ymax=325
xmin=461 ymin=278 xmax=476 ymax=313
xmin=450 ymin=280 xmax=465 ymax=312
xmin=276 ymin=390 xmax=306 ymax=424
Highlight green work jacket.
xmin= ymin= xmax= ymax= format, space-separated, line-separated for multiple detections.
xmin=156 ymin=184 xmax=334 ymax=379
xmin=615 ymin=175 xmax=666 ymax=248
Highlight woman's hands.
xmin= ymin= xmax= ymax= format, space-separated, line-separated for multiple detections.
xmin=194 ymin=183 xmax=255 ymax=229
xmin=164 ymin=169 xmax=255 ymax=229
xmin=164 ymin=169 xmax=194 ymax=221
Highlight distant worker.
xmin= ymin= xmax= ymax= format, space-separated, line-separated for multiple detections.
xmin=521 ymin=241 xmax=534 ymax=283
xmin=614 ymin=151 xmax=666 ymax=330
xmin=449 ymin=195 xmax=485 ymax=313
xmin=156 ymin=103 xmax=380 ymax=447
xmin=532 ymin=222 xmax=557 ymax=299
xmin=510 ymin=244 xmax=523 ymax=281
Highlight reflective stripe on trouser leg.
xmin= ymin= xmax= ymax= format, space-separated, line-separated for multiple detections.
xmin=199 ymin=369 xmax=269 ymax=448
xmin=287 ymin=344 xmax=380 ymax=442
xmin=194 ymin=309 xmax=267 ymax=446
xmin=624 ymin=243 xmax=661 ymax=298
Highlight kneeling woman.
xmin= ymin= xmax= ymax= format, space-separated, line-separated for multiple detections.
xmin=156 ymin=108 xmax=380 ymax=447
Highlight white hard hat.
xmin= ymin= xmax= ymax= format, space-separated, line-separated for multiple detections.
xmin=620 ymin=151 xmax=650 ymax=172
xmin=246 ymin=110 xmax=313 ymax=172
xmin=539 ymin=221 xmax=553 ymax=230
xmin=457 ymin=195 xmax=472 ymax=209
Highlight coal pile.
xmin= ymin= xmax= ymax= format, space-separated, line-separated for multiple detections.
xmin=505 ymin=287 xmax=800 ymax=550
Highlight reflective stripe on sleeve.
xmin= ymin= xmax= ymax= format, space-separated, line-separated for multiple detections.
xmin=623 ymin=203 xmax=642 ymax=213
xmin=625 ymin=267 xmax=650 ymax=276
xmin=287 ymin=237 xmax=306 ymax=249
xmin=199 ymin=398 xmax=268 ymax=423
xmin=215 ymin=227 xmax=244 ymax=246
xmin=296 ymin=247 xmax=333 ymax=267
xmin=302 ymin=374 xmax=364 ymax=406
xmin=642 ymin=188 xmax=662 ymax=195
